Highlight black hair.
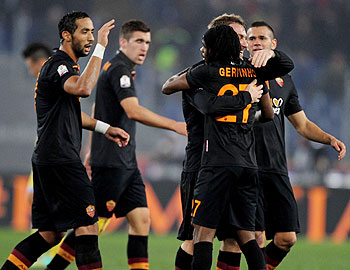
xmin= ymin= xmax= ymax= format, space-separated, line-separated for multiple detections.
xmin=203 ymin=25 xmax=240 ymax=63
xmin=22 ymin=42 xmax=52 ymax=60
xmin=120 ymin=20 xmax=150 ymax=40
xmin=250 ymin=21 xmax=275 ymax=38
xmin=58 ymin=11 xmax=89 ymax=42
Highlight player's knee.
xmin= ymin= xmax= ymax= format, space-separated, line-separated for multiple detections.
xmin=255 ymin=231 xmax=266 ymax=248
xmin=221 ymin=238 xmax=241 ymax=252
xmin=275 ymin=232 xmax=296 ymax=249
xmin=39 ymin=231 xmax=65 ymax=246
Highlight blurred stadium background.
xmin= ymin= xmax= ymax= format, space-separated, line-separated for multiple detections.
xmin=0 ymin=0 xmax=349 ymax=268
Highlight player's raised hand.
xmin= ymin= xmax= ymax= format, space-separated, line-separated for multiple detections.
xmin=173 ymin=122 xmax=187 ymax=136
xmin=97 ymin=19 xmax=115 ymax=47
xmin=330 ymin=137 xmax=346 ymax=160
xmin=246 ymin=79 xmax=263 ymax=103
xmin=105 ymin=126 xmax=130 ymax=147
xmin=249 ymin=49 xmax=275 ymax=68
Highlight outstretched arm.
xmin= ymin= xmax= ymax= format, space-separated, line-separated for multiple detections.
xmin=120 ymin=97 xmax=187 ymax=136
xmin=288 ymin=111 xmax=346 ymax=160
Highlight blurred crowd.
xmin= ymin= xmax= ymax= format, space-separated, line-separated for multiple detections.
xmin=0 ymin=0 xmax=349 ymax=186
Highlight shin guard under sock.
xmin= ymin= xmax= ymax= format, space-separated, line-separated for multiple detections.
xmin=192 ymin=242 xmax=213 ymax=270
xmin=216 ymin=250 xmax=241 ymax=270
xmin=75 ymin=235 xmax=102 ymax=270
xmin=175 ymin=246 xmax=192 ymax=270
xmin=127 ymin=235 xmax=149 ymax=270
xmin=240 ymin=240 xmax=266 ymax=270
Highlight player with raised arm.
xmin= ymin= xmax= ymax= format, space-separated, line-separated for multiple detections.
xmin=46 ymin=20 xmax=186 ymax=270
xmin=1 ymin=11 xmax=129 ymax=270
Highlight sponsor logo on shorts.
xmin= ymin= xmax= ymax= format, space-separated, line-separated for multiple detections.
xmin=106 ymin=200 xmax=116 ymax=212
xmin=86 ymin=205 xmax=95 ymax=218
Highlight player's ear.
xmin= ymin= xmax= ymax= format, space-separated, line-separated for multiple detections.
xmin=119 ymin=38 xmax=127 ymax=48
xmin=271 ymin=38 xmax=277 ymax=50
xmin=62 ymin=31 xmax=72 ymax=43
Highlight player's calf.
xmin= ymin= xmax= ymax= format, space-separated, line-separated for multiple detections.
xmin=1 ymin=231 xmax=59 ymax=270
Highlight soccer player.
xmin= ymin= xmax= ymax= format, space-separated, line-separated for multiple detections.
xmin=247 ymin=21 xmax=346 ymax=270
xmin=166 ymin=13 xmax=295 ymax=270
xmin=163 ymin=25 xmax=277 ymax=270
xmin=1 ymin=11 xmax=130 ymax=270
xmin=47 ymin=20 xmax=187 ymax=270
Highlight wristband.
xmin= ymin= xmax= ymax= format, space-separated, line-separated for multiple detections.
xmin=95 ymin=120 xmax=110 ymax=134
xmin=92 ymin=43 xmax=105 ymax=59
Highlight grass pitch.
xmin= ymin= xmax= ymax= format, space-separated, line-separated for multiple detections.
xmin=0 ymin=228 xmax=349 ymax=269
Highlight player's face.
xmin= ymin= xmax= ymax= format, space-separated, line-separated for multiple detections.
xmin=25 ymin=58 xmax=45 ymax=77
xmin=120 ymin=31 xmax=151 ymax=65
xmin=200 ymin=39 xmax=208 ymax=62
xmin=71 ymin=17 xmax=95 ymax=58
xmin=247 ymin=26 xmax=277 ymax=56
xmin=229 ymin=23 xmax=247 ymax=59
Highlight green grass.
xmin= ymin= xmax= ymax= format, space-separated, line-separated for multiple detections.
xmin=0 ymin=228 xmax=349 ymax=269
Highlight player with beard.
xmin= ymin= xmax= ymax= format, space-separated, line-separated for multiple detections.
xmin=46 ymin=20 xmax=187 ymax=270
xmin=247 ymin=21 xmax=346 ymax=270
xmin=163 ymin=13 xmax=294 ymax=270
xmin=1 ymin=11 xmax=130 ymax=270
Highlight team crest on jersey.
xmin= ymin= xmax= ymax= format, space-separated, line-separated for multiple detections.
xmin=86 ymin=205 xmax=95 ymax=218
xmin=275 ymin=77 xmax=284 ymax=87
xmin=272 ymin=97 xmax=283 ymax=115
xmin=57 ymin=64 xmax=68 ymax=77
xmin=120 ymin=75 xmax=131 ymax=88
xmin=106 ymin=200 xmax=116 ymax=212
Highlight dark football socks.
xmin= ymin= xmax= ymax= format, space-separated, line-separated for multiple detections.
xmin=1 ymin=231 xmax=52 ymax=270
xmin=191 ymin=242 xmax=213 ymax=270
xmin=240 ymin=240 xmax=266 ymax=270
xmin=174 ymin=246 xmax=192 ymax=270
xmin=216 ymin=250 xmax=241 ymax=270
xmin=264 ymin=241 xmax=289 ymax=270
xmin=46 ymin=230 xmax=76 ymax=270
xmin=127 ymin=235 xmax=149 ymax=270
xmin=75 ymin=235 xmax=102 ymax=270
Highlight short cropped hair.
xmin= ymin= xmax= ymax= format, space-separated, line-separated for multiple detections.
xmin=208 ymin=13 xmax=246 ymax=29
xmin=203 ymin=25 xmax=240 ymax=63
xmin=120 ymin=20 xmax=150 ymax=40
xmin=22 ymin=42 xmax=52 ymax=61
xmin=58 ymin=11 xmax=90 ymax=41
xmin=250 ymin=21 xmax=275 ymax=38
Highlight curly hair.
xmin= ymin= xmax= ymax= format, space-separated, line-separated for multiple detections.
xmin=203 ymin=25 xmax=240 ymax=63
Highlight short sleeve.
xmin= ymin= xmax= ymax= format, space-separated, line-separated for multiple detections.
xmin=52 ymin=60 xmax=79 ymax=88
xmin=186 ymin=63 xmax=209 ymax=90
xmin=108 ymin=65 xmax=137 ymax=102
xmin=284 ymin=75 xmax=303 ymax=116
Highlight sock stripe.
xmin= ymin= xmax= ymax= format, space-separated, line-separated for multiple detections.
xmin=128 ymin=257 xmax=148 ymax=264
xmin=10 ymin=249 xmax=31 ymax=267
xmin=8 ymin=254 xmax=30 ymax=270
xmin=128 ymin=262 xmax=149 ymax=269
xmin=57 ymin=243 xmax=75 ymax=262
xmin=77 ymin=261 xmax=102 ymax=270
xmin=217 ymin=261 xmax=240 ymax=270
xmin=265 ymin=254 xmax=279 ymax=267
